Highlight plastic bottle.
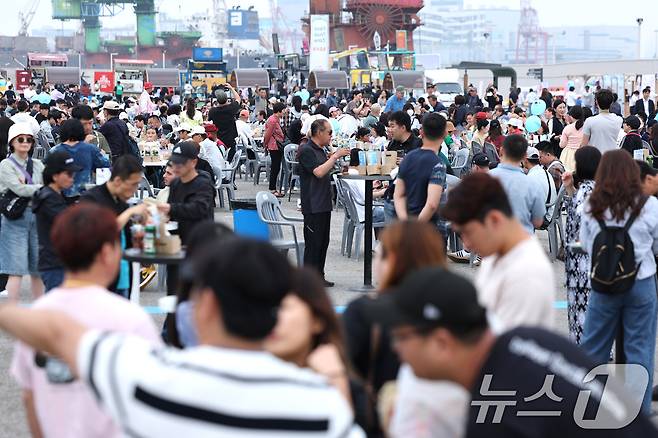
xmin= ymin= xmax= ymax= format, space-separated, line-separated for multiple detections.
xmin=144 ymin=224 xmax=156 ymax=255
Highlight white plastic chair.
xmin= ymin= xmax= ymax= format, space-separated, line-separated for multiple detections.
xmin=216 ymin=149 xmax=242 ymax=209
xmin=255 ymin=191 xmax=305 ymax=266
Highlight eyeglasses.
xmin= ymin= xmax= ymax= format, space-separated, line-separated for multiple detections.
xmin=15 ymin=136 xmax=34 ymax=144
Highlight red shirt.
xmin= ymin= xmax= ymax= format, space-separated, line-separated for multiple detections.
xmin=263 ymin=114 xmax=284 ymax=151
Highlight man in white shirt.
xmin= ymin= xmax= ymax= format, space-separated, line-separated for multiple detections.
xmin=581 ymin=89 xmax=622 ymax=153
xmin=565 ymin=86 xmax=578 ymax=108
xmin=22 ymin=83 xmax=37 ymax=101
xmin=441 ymin=172 xmax=555 ymax=331
xmin=235 ymin=109 xmax=253 ymax=140
xmin=524 ymin=88 xmax=538 ymax=106
xmin=11 ymin=100 xmax=40 ymax=136
xmin=0 ymin=239 xmax=362 ymax=438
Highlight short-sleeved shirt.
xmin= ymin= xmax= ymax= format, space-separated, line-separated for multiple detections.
xmin=77 ymin=331 xmax=362 ymax=437
xmin=489 ymin=163 xmax=546 ymax=234
xmin=387 ymin=133 xmax=422 ymax=155
xmin=582 ymin=112 xmax=622 ymax=153
xmin=11 ymin=286 xmax=160 ymax=438
xmin=397 ymin=148 xmax=447 ymax=221
xmin=208 ymin=102 xmax=241 ymax=149
xmin=466 ymin=327 xmax=658 ymax=438
xmin=299 ymin=141 xmax=333 ymax=215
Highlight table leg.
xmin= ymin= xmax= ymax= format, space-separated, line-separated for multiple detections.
xmin=350 ymin=180 xmax=375 ymax=292
xmin=130 ymin=261 xmax=141 ymax=305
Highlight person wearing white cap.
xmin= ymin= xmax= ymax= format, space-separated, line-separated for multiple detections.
xmin=0 ymin=123 xmax=45 ymax=301
xmin=523 ymin=145 xmax=556 ymax=226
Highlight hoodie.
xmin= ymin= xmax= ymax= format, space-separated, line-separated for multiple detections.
xmin=32 ymin=186 xmax=69 ymax=271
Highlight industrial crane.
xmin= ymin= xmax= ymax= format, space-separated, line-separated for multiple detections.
xmin=19 ymin=0 xmax=41 ymax=36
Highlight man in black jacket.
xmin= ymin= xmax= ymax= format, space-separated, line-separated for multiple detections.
xmin=98 ymin=100 xmax=131 ymax=161
xmin=634 ymin=88 xmax=656 ymax=119
xmin=157 ymin=141 xmax=214 ymax=245
xmin=80 ymin=155 xmax=147 ymax=296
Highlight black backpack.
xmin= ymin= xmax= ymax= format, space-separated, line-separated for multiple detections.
xmin=590 ymin=198 xmax=647 ymax=294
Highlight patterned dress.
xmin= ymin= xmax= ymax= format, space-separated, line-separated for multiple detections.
xmin=565 ymin=179 xmax=595 ymax=344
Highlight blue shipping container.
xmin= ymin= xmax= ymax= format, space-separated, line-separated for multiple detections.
xmin=192 ymin=48 xmax=223 ymax=62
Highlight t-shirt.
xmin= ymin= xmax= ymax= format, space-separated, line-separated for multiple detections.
xmin=582 ymin=112 xmax=622 ymax=153
xmin=77 ymin=331 xmax=363 ymax=437
xmin=387 ymin=133 xmax=422 ymax=155
xmin=299 ymin=141 xmax=333 ymax=215
xmin=167 ymin=173 xmax=215 ymax=244
xmin=526 ymin=165 xmax=556 ymax=221
xmin=475 ymin=237 xmax=555 ymax=332
xmin=465 ymin=327 xmax=658 ymax=438
xmin=50 ymin=142 xmax=110 ymax=197
xmin=397 ymin=148 xmax=447 ymax=221
xmin=208 ymin=102 xmax=241 ymax=149
xmin=11 ymin=286 xmax=160 ymax=438
xmin=391 ymin=364 xmax=469 ymax=438
xmin=489 ymin=163 xmax=546 ymax=234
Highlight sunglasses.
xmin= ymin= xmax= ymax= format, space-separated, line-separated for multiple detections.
xmin=15 ymin=136 xmax=34 ymax=144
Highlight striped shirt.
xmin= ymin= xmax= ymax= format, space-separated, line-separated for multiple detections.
xmin=78 ymin=331 xmax=363 ymax=437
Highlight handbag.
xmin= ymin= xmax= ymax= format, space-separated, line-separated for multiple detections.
xmin=0 ymin=156 xmax=34 ymax=220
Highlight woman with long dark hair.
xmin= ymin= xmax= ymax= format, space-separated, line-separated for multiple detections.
xmin=559 ymin=105 xmax=586 ymax=172
xmin=561 ymin=146 xmax=601 ymax=344
xmin=580 ymin=149 xmax=658 ymax=413
xmin=180 ymin=98 xmax=202 ymax=126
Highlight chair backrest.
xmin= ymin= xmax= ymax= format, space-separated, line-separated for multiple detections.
xmin=446 ymin=173 xmax=461 ymax=191
xmin=284 ymin=144 xmax=299 ymax=164
xmin=642 ymin=140 xmax=651 ymax=151
xmin=339 ymin=180 xmax=361 ymax=223
xmin=332 ymin=174 xmax=347 ymax=211
xmin=451 ymin=148 xmax=471 ymax=177
xmin=230 ymin=149 xmax=243 ymax=169
xmin=138 ymin=176 xmax=154 ymax=199
xmin=470 ymin=140 xmax=483 ymax=156
xmin=256 ymin=191 xmax=285 ymax=240
xmin=483 ymin=142 xmax=500 ymax=165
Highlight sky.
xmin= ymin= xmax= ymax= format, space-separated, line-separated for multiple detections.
xmin=6 ymin=0 xmax=658 ymax=56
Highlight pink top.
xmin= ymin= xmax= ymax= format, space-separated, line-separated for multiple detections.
xmin=263 ymin=114 xmax=284 ymax=152
xmin=11 ymin=286 xmax=162 ymax=438
xmin=560 ymin=123 xmax=584 ymax=150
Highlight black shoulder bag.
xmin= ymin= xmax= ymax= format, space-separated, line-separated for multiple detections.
xmin=0 ymin=156 xmax=34 ymax=220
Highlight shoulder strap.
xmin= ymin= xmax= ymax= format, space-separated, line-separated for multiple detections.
xmin=543 ymin=168 xmax=552 ymax=205
xmin=8 ymin=155 xmax=34 ymax=184
xmin=624 ymin=196 xmax=649 ymax=232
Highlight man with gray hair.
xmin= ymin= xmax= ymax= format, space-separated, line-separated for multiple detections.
xmin=298 ymin=119 xmax=349 ymax=286
xmin=362 ymin=103 xmax=381 ymax=129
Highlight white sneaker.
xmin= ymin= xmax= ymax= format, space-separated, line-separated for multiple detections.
xmin=448 ymin=249 xmax=471 ymax=263
xmin=0 ymin=290 xmax=8 ymax=298
xmin=473 ymin=255 xmax=482 ymax=266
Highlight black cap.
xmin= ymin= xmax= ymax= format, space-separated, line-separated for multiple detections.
xmin=367 ymin=267 xmax=487 ymax=330
xmin=472 ymin=152 xmax=490 ymax=168
xmin=43 ymin=150 xmax=82 ymax=173
xmin=170 ymin=140 xmax=199 ymax=164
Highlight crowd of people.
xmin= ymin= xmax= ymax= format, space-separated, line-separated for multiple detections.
xmin=0 ymin=75 xmax=656 ymax=437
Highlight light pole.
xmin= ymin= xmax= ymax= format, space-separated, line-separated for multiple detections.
xmin=109 ymin=52 xmax=119 ymax=71
xmin=654 ymin=29 xmax=658 ymax=58
xmin=636 ymin=18 xmax=643 ymax=59
xmin=162 ymin=50 xmax=166 ymax=69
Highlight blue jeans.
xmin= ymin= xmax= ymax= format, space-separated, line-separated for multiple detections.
xmin=40 ymin=269 xmax=64 ymax=292
xmin=580 ymin=276 xmax=657 ymax=414
xmin=0 ymin=211 xmax=39 ymax=276
xmin=383 ymin=199 xmax=396 ymax=224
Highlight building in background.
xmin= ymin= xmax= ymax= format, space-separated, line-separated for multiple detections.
xmin=545 ymin=26 xmax=638 ymax=63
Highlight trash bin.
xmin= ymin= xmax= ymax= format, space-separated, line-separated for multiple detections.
xmin=230 ymin=199 xmax=270 ymax=241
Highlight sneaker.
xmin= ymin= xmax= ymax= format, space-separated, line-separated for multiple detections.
xmin=447 ymin=249 xmax=471 ymax=263
xmin=0 ymin=290 xmax=8 ymax=298
xmin=473 ymin=255 xmax=482 ymax=266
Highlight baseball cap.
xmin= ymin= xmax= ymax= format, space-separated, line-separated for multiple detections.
xmin=170 ymin=140 xmax=199 ymax=164
xmin=269 ymin=96 xmax=278 ymax=104
xmin=508 ymin=118 xmax=523 ymax=128
xmin=526 ymin=146 xmax=540 ymax=161
xmin=43 ymin=150 xmax=82 ymax=174
xmin=475 ymin=111 xmax=488 ymax=120
xmin=624 ymin=115 xmax=641 ymax=130
xmin=472 ymin=152 xmax=490 ymax=168
xmin=204 ymin=123 xmax=218 ymax=133
xmin=102 ymin=100 xmax=121 ymax=111
xmin=367 ymin=267 xmax=487 ymax=330
xmin=329 ymin=106 xmax=339 ymax=114
xmin=191 ymin=125 xmax=206 ymax=136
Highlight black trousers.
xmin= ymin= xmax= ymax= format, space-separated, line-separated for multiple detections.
xmin=303 ymin=212 xmax=331 ymax=277
xmin=269 ymin=149 xmax=283 ymax=191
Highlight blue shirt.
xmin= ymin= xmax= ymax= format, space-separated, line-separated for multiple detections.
xmin=489 ymin=163 xmax=546 ymax=234
xmin=384 ymin=95 xmax=407 ymax=113
xmin=397 ymin=148 xmax=447 ymax=221
xmin=50 ymin=142 xmax=110 ymax=197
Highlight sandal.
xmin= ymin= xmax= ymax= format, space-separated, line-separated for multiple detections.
xmin=271 ymin=191 xmax=284 ymax=198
